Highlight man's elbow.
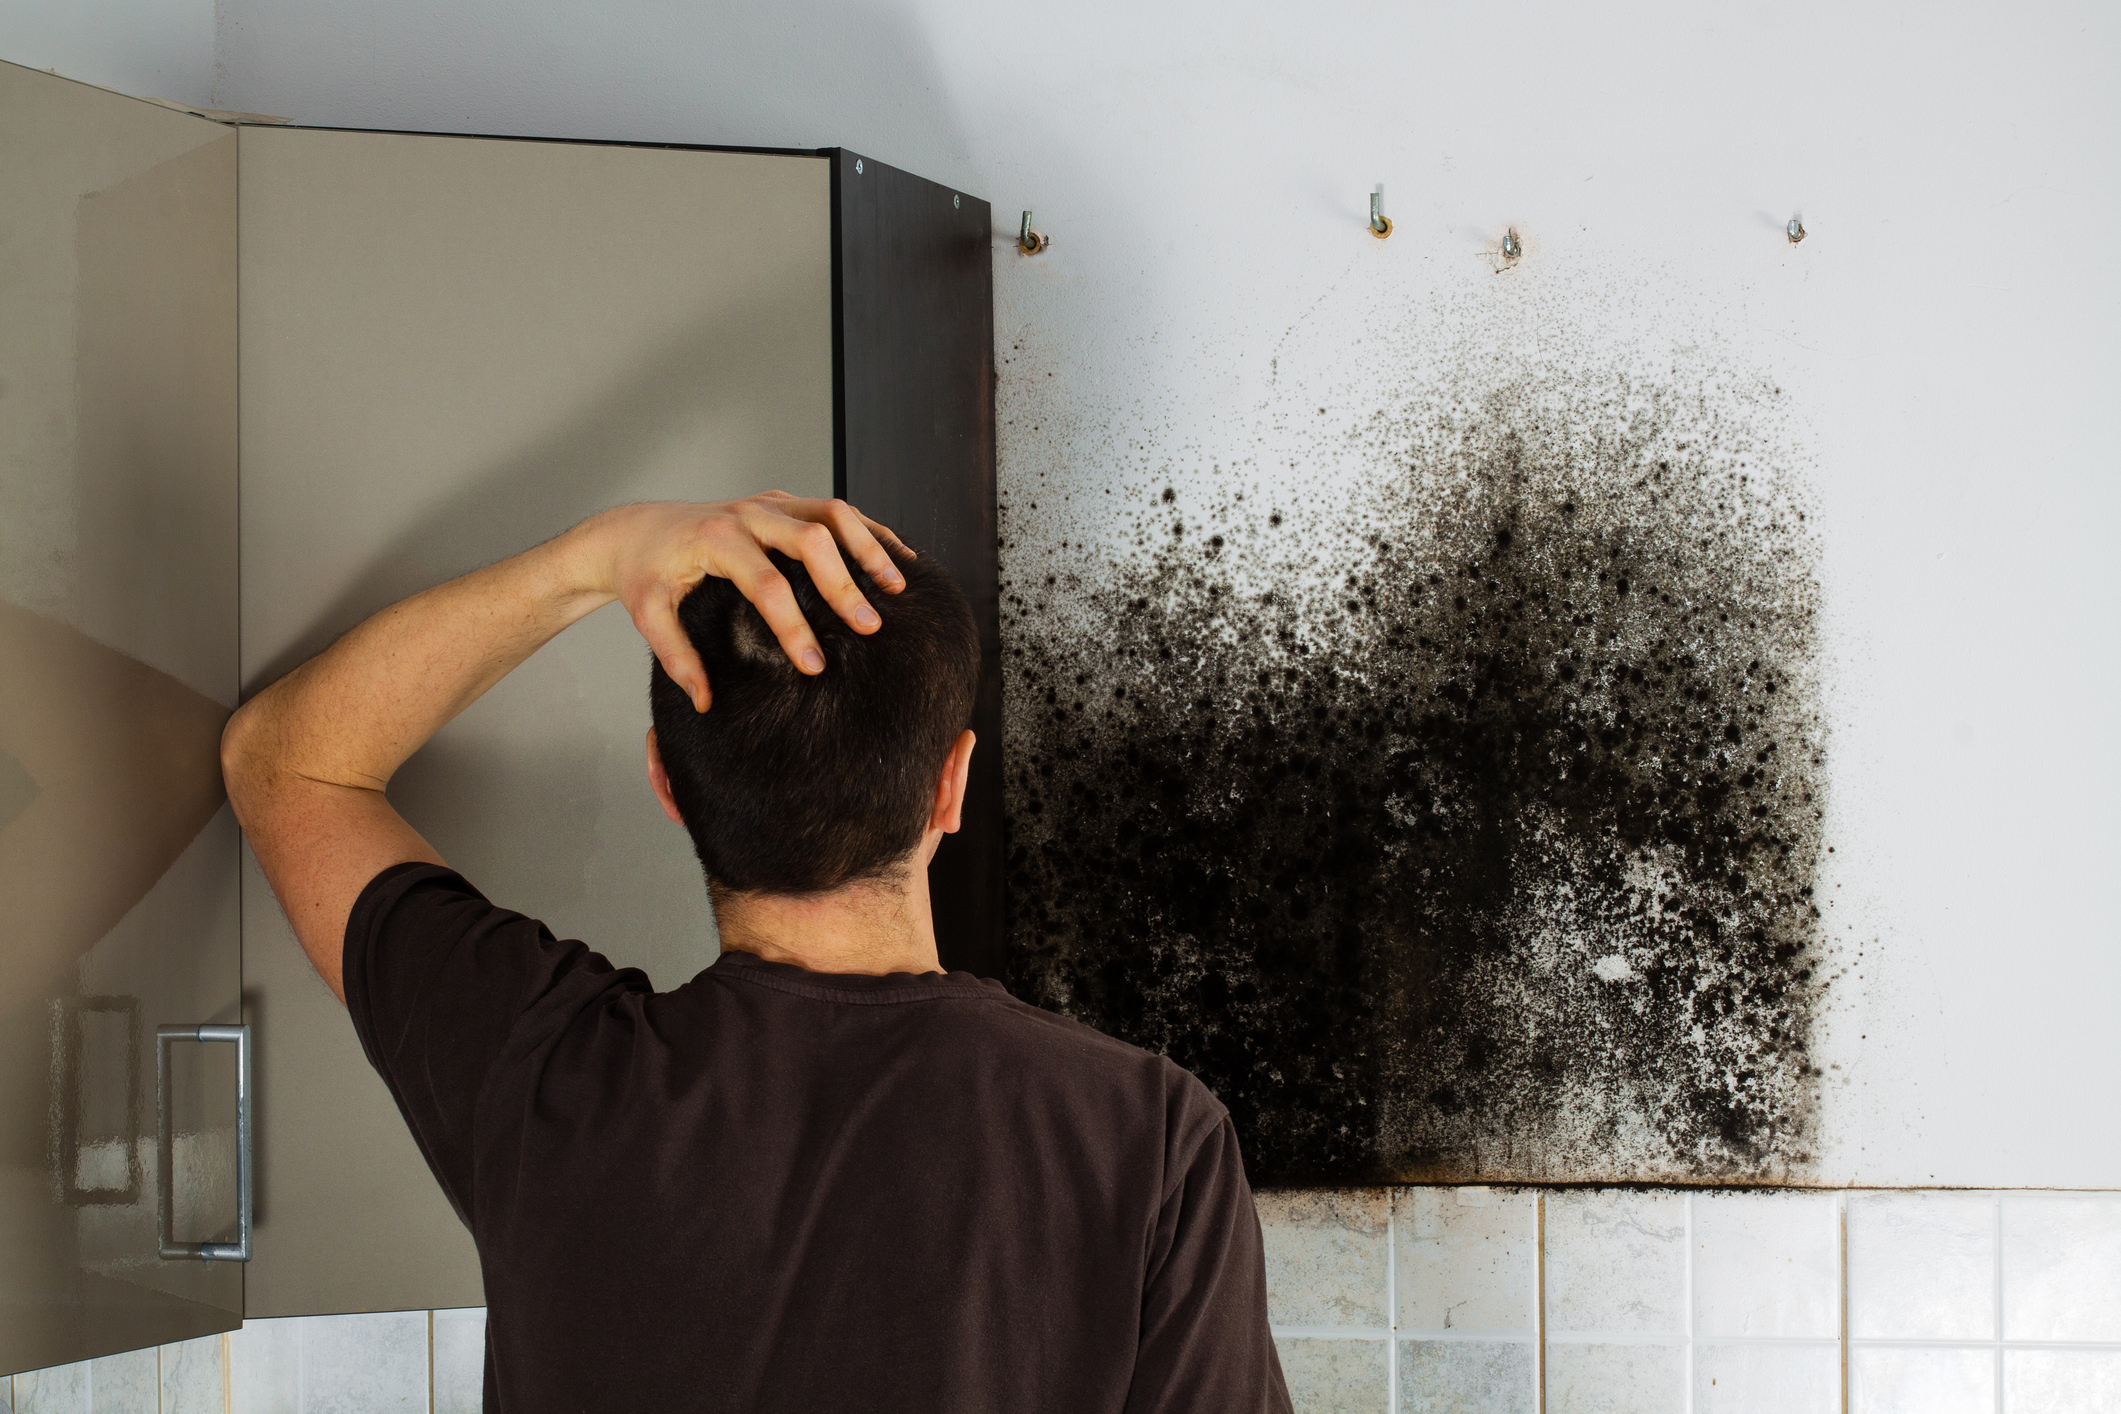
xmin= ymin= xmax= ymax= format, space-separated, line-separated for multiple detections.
xmin=219 ymin=698 xmax=278 ymax=818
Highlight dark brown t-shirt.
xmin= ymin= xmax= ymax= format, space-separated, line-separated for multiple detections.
xmin=343 ymin=863 xmax=1291 ymax=1414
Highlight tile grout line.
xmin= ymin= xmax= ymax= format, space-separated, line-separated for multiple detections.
xmin=1386 ymin=1188 xmax=1399 ymax=1414
xmin=1355 ymin=1331 xmax=1544 ymax=1343
xmin=1683 ymin=1189 xmax=1696 ymax=1414
xmin=1534 ymin=1192 xmax=1546 ymax=1414
xmin=1849 ymin=1338 xmax=2121 ymax=1352
xmin=1262 ymin=1324 xmax=1996 ymax=1346
xmin=222 ymin=1330 xmax=232 ymax=1414
xmin=1547 ymin=1333 xmax=1843 ymax=1347
xmin=429 ymin=1309 xmax=436 ymax=1414
xmin=1994 ymin=1192 xmax=2005 ymax=1414
xmin=1838 ymin=1193 xmax=1849 ymax=1414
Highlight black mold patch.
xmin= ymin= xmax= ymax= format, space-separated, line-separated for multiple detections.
xmin=1002 ymin=355 xmax=1828 ymax=1185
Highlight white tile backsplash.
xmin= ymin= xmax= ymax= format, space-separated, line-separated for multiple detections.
xmin=1398 ymin=1340 xmax=1535 ymax=1413
xmin=1850 ymin=1345 xmax=1995 ymax=1414
xmin=1259 ymin=1189 xmax=1391 ymax=1328
xmin=2001 ymin=1194 xmax=2121 ymax=1343
xmin=227 ymin=1316 xmax=302 ymax=1413
xmin=10 ymin=1361 xmax=86 ymax=1414
xmin=1691 ymin=1191 xmax=1840 ymax=1339
xmin=10 ymin=1186 xmax=2121 ymax=1413
xmin=14 ymin=1347 xmax=156 ymax=1414
xmin=1545 ymin=1191 xmax=1688 ymax=1336
xmin=296 ymin=1311 xmax=428 ymax=1414
xmin=161 ymin=1334 xmax=228 ymax=1414
xmin=2001 ymin=1347 xmax=2121 ymax=1414
xmin=432 ymin=1307 xmax=487 ymax=1414
xmin=230 ymin=1312 xmax=427 ymax=1414
xmin=92 ymin=1351 xmax=157 ymax=1414
xmin=1694 ymin=1342 xmax=1839 ymax=1414
xmin=1396 ymin=1188 xmax=1537 ymax=1336
xmin=1848 ymin=1192 xmax=1996 ymax=1341
xmin=1545 ymin=1341 xmax=1685 ymax=1414
xmin=1273 ymin=1338 xmax=1389 ymax=1414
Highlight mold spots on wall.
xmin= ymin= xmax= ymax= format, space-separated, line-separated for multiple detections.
xmin=1001 ymin=299 xmax=1828 ymax=1184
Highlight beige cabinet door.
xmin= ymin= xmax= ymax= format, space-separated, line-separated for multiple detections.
xmin=236 ymin=126 xmax=835 ymax=1315
xmin=0 ymin=62 xmax=244 ymax=1372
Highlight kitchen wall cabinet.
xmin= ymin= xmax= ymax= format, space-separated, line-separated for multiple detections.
xmin=0 ymin=61 xmax=244 ymax=1372
xmin=0 ymin=59 xmax=997 ymax=1362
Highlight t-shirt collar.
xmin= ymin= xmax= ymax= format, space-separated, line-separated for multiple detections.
xmin=706 ymin=947 xmax=1007 ymax=1003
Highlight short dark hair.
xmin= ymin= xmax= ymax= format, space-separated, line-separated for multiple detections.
xmin=648 ymin=546 xmax=978 ymax=897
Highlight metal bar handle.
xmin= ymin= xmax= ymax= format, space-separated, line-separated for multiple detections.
xmin=156 ymin=1023 xmax=251 ymax=1262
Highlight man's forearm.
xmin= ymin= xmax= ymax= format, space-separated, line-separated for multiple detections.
xmin=223 ymin=494 xmax=907 ymax=801
xmin=223 ymin=524 xmax=611 ymax=802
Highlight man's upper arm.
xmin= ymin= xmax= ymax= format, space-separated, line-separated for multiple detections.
xmin=338 ymin=861 xmax=623 ymax=1226
xmin=1125 ymin=1108 xmax=1294 ymax=1414
xmin=228 ymin=762 xmax=442 ymax=1004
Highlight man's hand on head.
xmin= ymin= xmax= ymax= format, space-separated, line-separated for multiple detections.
xmin=224 ymin=490 xmax=912 ymax=1003
xmin=575 ymin=495 xmax=913 ymax=714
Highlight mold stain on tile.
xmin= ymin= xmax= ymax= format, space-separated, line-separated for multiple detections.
xmin=1000 ymin=282 xmax=1829 ymax=1185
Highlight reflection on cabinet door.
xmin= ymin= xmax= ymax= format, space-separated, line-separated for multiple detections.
xmin=0 ymin=61 xmax=243 ymax=1375
xmin=237 ymin=125 xmax=836 ymax=1316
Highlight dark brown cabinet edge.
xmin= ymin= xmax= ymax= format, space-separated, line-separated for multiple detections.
xmin=828 ymin=149 xmax=1002 ymax=980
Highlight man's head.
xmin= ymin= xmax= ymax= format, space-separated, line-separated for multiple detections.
xmin=646 ymin=547 xmax=978 ymax=899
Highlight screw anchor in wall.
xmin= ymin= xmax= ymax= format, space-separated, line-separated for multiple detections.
xmin=1787 ymin=215 xmax=1806 ymax=244
xmin=1501 ymin=227 xmax=1522 ymax=261
xmin=1018 ymin=210 xmax=1050 ymax=255
xmin=1369 ymin=185 xmax=1392 ymax=238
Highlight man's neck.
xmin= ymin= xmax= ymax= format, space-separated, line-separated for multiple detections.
xmin=712 ymin=870 xmax=942 ymax=977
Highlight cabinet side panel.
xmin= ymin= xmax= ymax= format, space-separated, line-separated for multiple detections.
xmin=0 ymin=61 xmax=242 ymax=1372
xmin=833 ymin=152 xmax=1001 ymax=978
xmin=238 ymin=125 xmax=833 ymax=1315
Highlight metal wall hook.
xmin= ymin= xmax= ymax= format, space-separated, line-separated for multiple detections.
xmin=1501 ymin=227 xmax=1522 ymax=261
xmin=1787 ymin=215 xmax=1806 ymax=244
xmin=1369 ymin=185 xmax=1392 ymax=238
xmin=1017 ymin=210 xmax=1050 ymax=255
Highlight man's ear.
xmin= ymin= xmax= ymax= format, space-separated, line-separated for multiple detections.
xmin=646 ymin=729 xmax=686 ymax=826
xmin=928 ymin=730 xmax=976 ymax=836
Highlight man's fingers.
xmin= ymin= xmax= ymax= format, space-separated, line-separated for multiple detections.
xmin=740 ymin=502 xmax=887 ymax=636
xmin=820 ymin=501 xmax=910 ymax=593
xmin=857 ymin=511 xmax=917 ymax=566
xmin=633 ymin=590 xmax=713 ymax=711
xmin=743 ymin=493 xmax=908 ymax=584
xmin=622 ymin=496 xmax=912 ymax=688
xmin=715 ymin=533 xmax=827 ymax=674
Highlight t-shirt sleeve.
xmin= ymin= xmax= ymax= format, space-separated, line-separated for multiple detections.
xmin=342 ymin=861 xmax=643 ymax=1229
xmin=1123 ymin=1105 xmax=1294 ymax=1414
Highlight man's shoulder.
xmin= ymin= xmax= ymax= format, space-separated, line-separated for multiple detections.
xmin=960 ymin=988 xmax=1230 ymax=1127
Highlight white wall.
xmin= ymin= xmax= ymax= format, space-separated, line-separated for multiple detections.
xmin=0 ymin=0 xmax=213 ymax=110
xmin=12 ymin=0 xmax=2117 ymax=1187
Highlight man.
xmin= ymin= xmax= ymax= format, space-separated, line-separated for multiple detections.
xmin=222 ymin=493 xmax=1292 ymax=1413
